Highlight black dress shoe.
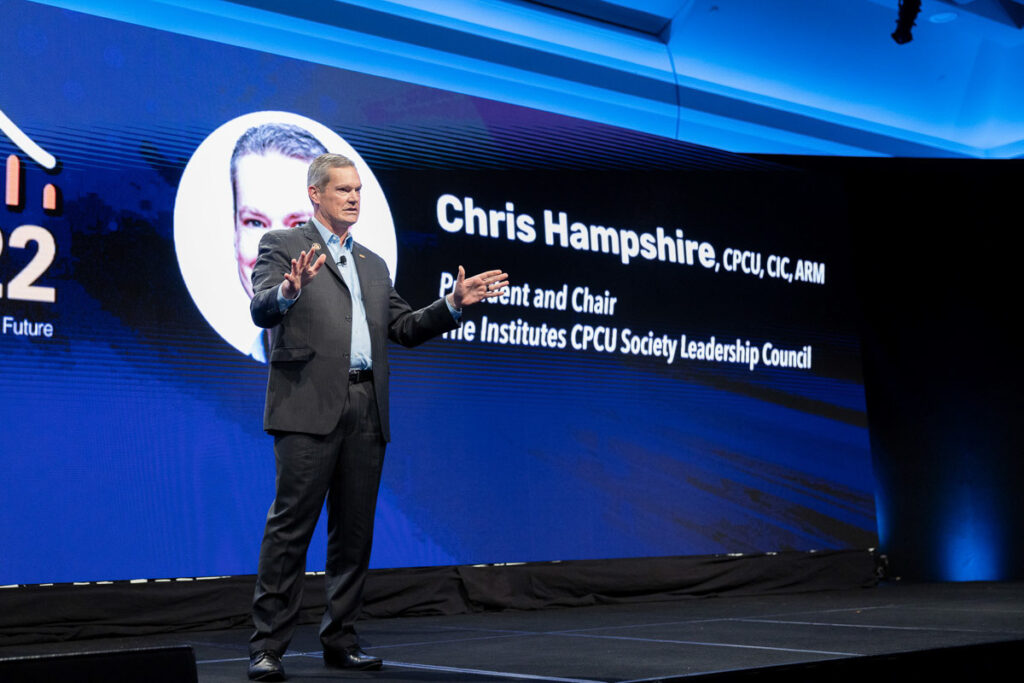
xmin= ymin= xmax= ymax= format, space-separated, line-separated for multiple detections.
xmin=248 ymin=650 xmax=286 ymax=681
xmin=323 ymin=645 xmax=383 ymax=671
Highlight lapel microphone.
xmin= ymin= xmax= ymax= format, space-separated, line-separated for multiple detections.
xmin=338 ymin=255 xmax=347 ymax=267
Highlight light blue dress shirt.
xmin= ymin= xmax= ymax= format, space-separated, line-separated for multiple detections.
xmin=314 ymin=217 xmax=373 ymax=369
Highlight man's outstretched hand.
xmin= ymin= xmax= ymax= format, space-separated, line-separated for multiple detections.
xmin=449 ymin=266 xmax=509 ymax=308
xmin=281 ymin=248 xmax=327 ymax=300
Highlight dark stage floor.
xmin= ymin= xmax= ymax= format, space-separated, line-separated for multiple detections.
xmin=3 ymin=582 xmax=1023 ymax=682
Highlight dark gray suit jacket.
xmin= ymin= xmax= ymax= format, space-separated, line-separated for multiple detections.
xmin=250 ymin=223 xmax=458 ymax=440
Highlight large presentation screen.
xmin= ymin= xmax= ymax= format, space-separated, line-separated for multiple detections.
xmin=1 ymin=0 xmax=876 ymax=584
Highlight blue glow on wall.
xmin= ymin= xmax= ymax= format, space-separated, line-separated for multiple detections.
xmin=941 ymin=488 xmax=1002 ymax=581
xmin=942 ymin=519 xmax=1001 ymax=582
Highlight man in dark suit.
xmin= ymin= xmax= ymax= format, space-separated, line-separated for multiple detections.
xmin=247 ymin=153 xmax=507 ymax=681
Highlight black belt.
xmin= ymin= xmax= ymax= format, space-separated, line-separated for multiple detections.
xmin=349 ymin=369 xmax=374 ymax=384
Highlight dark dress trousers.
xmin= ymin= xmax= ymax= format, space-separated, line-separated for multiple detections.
xmin=248 ymin=222 xmax=457 ymax=656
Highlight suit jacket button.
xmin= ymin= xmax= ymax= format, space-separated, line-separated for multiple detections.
xmin=345 ymin=316 xmax=352 ymax=322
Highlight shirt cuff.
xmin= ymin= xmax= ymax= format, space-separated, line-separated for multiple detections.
xmin=277 ymin=283 xmax=299 ymax=313
xmin=445 ymin=294 xmax=462 ymax=322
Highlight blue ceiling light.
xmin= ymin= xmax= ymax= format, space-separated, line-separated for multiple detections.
xmin=21 ymin=0 xmax=1024 ymax=158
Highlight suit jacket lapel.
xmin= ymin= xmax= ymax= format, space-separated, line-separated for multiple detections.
xmin=352 ymin=242 xmax=375 ymax=312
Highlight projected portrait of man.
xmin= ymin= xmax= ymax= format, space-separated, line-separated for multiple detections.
xmin=228 ymin=123 xmax=328 ymax=361
xmin=175 ymin=112 xmax=400 ymax=363
xmin=231 ymin=123 xmax=328 ymax=300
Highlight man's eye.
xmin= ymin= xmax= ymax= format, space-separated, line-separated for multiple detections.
xmin=244 ymin=218 xmax=268 ymax=228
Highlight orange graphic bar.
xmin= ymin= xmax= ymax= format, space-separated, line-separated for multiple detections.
xmin=43 ymin=183 xmax=58 ymax=211
xmin=5 ymin=153 xmax=20 ymax=207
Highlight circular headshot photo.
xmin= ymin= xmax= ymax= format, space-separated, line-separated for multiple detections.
xmin=174 ymin=111 xmax=396 ymax=362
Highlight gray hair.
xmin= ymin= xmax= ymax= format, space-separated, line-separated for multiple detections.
xmin=230 ymin=123 xmax=327 ymax=200
xmin=307 ymin=153 xmax=356 ymax=192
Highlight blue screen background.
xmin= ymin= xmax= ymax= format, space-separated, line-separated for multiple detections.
xmin=0 ymin=0 xmax=875 ymax=584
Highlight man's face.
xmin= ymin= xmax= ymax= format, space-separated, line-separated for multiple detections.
xmin=309 ymin=165 xmax=361 ymax=236
xmin=233 ymin=152 xmax=313 ymax=298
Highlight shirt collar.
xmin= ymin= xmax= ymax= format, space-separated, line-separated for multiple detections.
xmin=310 ymin=216 xmax=353 ymax=252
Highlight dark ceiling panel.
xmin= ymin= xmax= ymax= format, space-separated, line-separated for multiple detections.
xmin=522 ymin=0 xmax=678 ymax=34
xmin=937 ymin=0 xmax=1024 ymax=29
